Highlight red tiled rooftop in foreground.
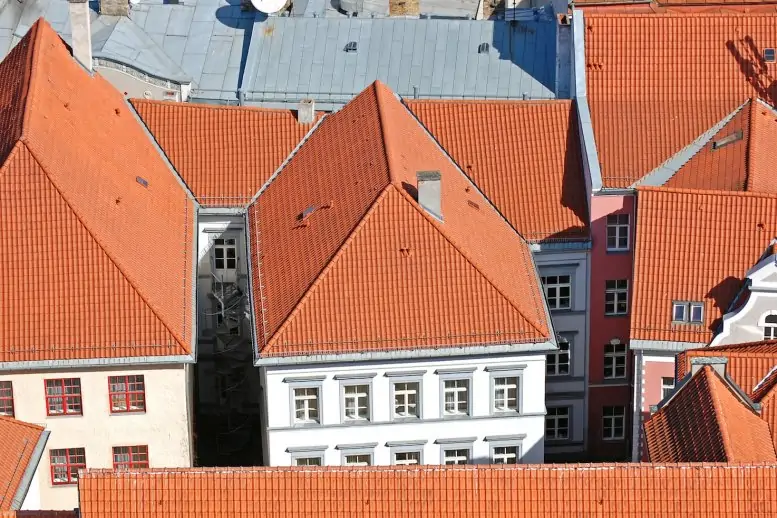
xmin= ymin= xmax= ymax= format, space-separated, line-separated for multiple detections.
xmin=644 ymin=365 xmax=777 ymax=462
xmin=631 ymin=187 xmax=777 ymax=344
xmin=132 ymin=100 xmax=319 ymax=206
xmin=0 ymin=417 xmax=46 ymax=512
xmin=249 ymin=81 xmax=550 ymax=357
xmin=0 ymin=20 xmax=195 ymax=362
xmin=78 ymin=464 xmax=777 ymax=517
xmin=407 ymin=100 xmax=589 ymax=242
xmin=677 ymin=341 xmax=777 ymax=396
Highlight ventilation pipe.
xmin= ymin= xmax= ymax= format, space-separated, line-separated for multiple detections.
xmin=68 ymin=0 xmax=92 ymax=71
xmin=417 ymin=171 xmax=442 ymax=221
xmin=690 ymin=357 xmax=727 ymax=377
xmin=297 ymin=99 xmax=315 ymax=124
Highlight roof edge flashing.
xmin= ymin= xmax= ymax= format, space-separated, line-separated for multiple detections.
xmin=10 ymin=429 xmax=49 ymax=510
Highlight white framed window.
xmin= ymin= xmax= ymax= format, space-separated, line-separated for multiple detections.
xmin=672 ymin=301 xmax=704 ymax=324
xmin=338 ymin=443 xmax=376 ymax=466
xmin=342 ymin=384 xmax=370 ymax=422
xmin=661 ymin=377 xmax=675 ymax=400
xmin=606 ymin=213 xmax=629 ymax=251
xmin=213 ymin=237 xmax=237 ymax=271
xmin=443 ymin=379 xmax=470 ymax=416
xmin=344 ymin=454 xmax=372 ymax=466
xmin=293 ymin=456 xmax=322 ymax=466
xmin=492 ymin=377 xmax=519 ymax=413
xmin=540 ymin=275 xmax=572 ymax=310
xmin=393 ymin=382 xmax=420 ymax=419
xmin=604 ymin=342 xmax=627 ymax=379
xmin=492 ymin=445 xmax=519 ymax=464
xmin=393 ymin=451 xmax=421 ymax=465
xmin=604 ymin=279 xmax=629 ymax=316
xmin=388 ymin=440 xmax=426 ymax=466
xmin=547 ymin=336 xmax=572 ymax=376
xmin=602 ymin=406 xmax=625 ymax=440
xmin=443 ymin=448 xmax=469 ymax=465
xmin=293 ymin=387 xmax=320 ymax=424
xmin=546 ymin=407 xmax=570 ymax=440
xmin=763 ymin=314 xmax=777 ymax=340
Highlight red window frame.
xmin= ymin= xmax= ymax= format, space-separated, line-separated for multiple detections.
xmin=50 ymin=448 xmax=85 ymax=485
xmin=0 ymin=381 xmax=14 ymax=417
xmin=112 ymin=445 xmax=149 ymax=470
xmin=44 ymin=378 xmax=82 ymax=416
xmin=108 ymin=375 xmax=146 ymax=413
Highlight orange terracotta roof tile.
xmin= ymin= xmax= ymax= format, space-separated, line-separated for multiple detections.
xmin=0 ymin=513 xmax=78 ymax=518
xmin=132 ymin=100 xmax=319 ymax=206
xmin=585 ymin=12 xmax=777 ymax=187
xmin=406 ymin=100 xmax=589 ymax=242
xmin=753 ymin=366 xmax=777 ymax=403
xmin=644 ymin=365 xmax=777 ymax=462
xmin=631 ymin=187 xmax=777 ymax=343
xmin=0 ymin=417 xmax=47 ymax=512
xmin=677 ymin=341 xmax=777 ymax=396
xmin=0 ymin=20 xmax=195 ymax=363
xmin=248 ymin=82 xmax=550 ymax=357
xmin=78 ymin=464 xmax=777 ymax=517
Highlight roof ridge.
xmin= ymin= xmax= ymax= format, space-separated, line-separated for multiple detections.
xmin=131 ymin=98 xmax=299 ymax=116
xmin=392 ymin=184 xmax=548 ymax=339
xmin=374 ymin=82 xmax=400 ymax=185
xmin=638 ymin=185 xmax=777 ymax=199
xmin=21 ymin=142 xmax=190 ymax=355
xmin=704 ymin=367 xmax=737 ymax=461
xmin=18 ymin=20 xmax=41 ymax=143
xmin=703 ymin=339 xmax=777 ymax=352
xmin=0 ymin=416 xmax=45 ymax=434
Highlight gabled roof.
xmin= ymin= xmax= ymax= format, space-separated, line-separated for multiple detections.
xmin=0 ymin=417 xmax=48 ymax=512
xmin=132 ymin=100 xmax=318 ymax=207
xmin=584 ymin=12 xmax=777 ymax=188
xmin=677 ymin=341 xmax=777 ymax=396
xmin=407 ymin=100 xmax=590 ymax=243
xmin=248 ymin=81 xmax=550 ymax=358
xmin=631 ymin=187 xmax=777 ymax=344
xmin=0 ymin=20 xmax=195 ymax=364
xmin=644 ymin=365 xmax=777 ymax=462
xmin=78 ymin=464 xmax=777 ymax=517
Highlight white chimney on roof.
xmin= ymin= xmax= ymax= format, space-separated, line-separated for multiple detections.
xmin=297 ymin=99 xmax=315 ymax=124
xmin=417 ymin=171 xmax=442 ymax=221
xmin=68 ymin=0 xmax=92 ymax=72
xmin=690 ymin=357 xmax=727 ymax=378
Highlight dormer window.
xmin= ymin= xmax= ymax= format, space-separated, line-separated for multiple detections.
xmin=672 ymin=301 xmax=704 ymax=324
xmin=763 ymin=314 xmax=777 ymax=340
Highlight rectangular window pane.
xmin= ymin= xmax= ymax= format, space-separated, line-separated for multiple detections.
xmin=344 ymin=454 xmax=371 ymax=466
xmin=294 ymin=457 xmax=322 ymax=466
xmin=45 ymin=379 xmax=82 ymax=416
xmin=0 ymin=381 xmax=14 ymax=417
xmin=673 ymin=303 xmax=687 ymax=322
xmin=444 ymin=449 xmax=469 ymax=465
xmin=443 ymin=379 xmax=469 ymax=415
xmin=109 ymin=375 xmax=146 ymax=413
xmin=493 ymin=377 xmax=518 ymax=412
xmin=343 ymin=385 xmax=370 ymax=421
xmin=394 ymin=451 xmax=420 ymax=465
xmin=393 ymin=382 xmax=419 ymax=418
xmin=493 ymin=446 xmax=518 ymax=464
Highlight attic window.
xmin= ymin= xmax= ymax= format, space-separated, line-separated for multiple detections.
xmin=712 ymin=130 xmax=743 ymax=150
xmin=344 ymin=41 xmax=357 ymax=53
xmin=136 ymin=176 xmax=149 ymax=188
xmin=478 ymin=42 xmax=490 ymax=54
xmin=765 ymin=48 xmax=776 ymax=63
xmin=672 ymin=301 xmax=704 ymax=324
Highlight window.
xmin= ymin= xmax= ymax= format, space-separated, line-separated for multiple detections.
xmin=45 ymin=379 xmax=82 ymax=416
xmin=602 ymin=406 xmax=625 ymax=440
xmin=108 ymin=375 xmax=146 ymax=413
xmin=344 ymin=454 xmax=371 ymax=466
xmin=604 ymin=342 xmax=627 ymax=379
xmin=661 ymin=377 xmax=675 ymax=400
xmin=765 ymin=48 xmax=776 ymax=62
xmin=547 ymin=337 xmax=571 ymax=376
xmin=213 ymin=237 xmax=237 ymax=271
xmin=443 ymin=448 xmax=469 ymax=465
xmin=764 ymin=315 xmax=777 ymax=340
xmin=492 ymin=445 xmax=519 ymax=464
xmin=690 ymin=303 xmax=704 ymax=323
xmin=393 ymin=451 xmax=421 ymax=465
xmin=672 ymin=301 xmax=704 ymax=324
xmin=604 ymin=280 xmax=629 ymax=316
xmin=493 ymin=377 xmax=518 ymax=413
xmin=293 ymin=387 xmax=320 ymax=424
xmin=606 ymin=214 xmax=629 ymax=251
xmin=672 ymin=302 xmax=687 ymax=322
xmin=343 ymin=384 xmax=370 ymax=421
xmin=50 ymin=448 xmax=85 ymax=485
xmin=393 ymin=381 xmax=420 ymax=419
xmin=540 ymin=275 xmax=571 ymax=310
xmin=0 ymin=381 xmax=13 ymax=417
xmin=546 ymin=407 xmax=570 ymax=440
xmin=112 ymin=446 xmax=149 ymax=470
xmin=294 ymin=457 xmax=322 ymax=466
xmin=443 ymin=379 xmax=470 ymax=416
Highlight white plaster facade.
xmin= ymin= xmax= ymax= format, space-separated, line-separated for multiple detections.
xmin=260 ymin=352 xmax=548 ymax=466
xmin=0 ymin=364 xmax=194 ymax=510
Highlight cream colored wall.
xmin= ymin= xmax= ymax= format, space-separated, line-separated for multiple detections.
xmin=0 ymin=364 xmax=192 ymax=510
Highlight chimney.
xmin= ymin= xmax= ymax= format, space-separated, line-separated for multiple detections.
xmin=297 ymin=99 xmax=315 ymax=124
xmin=99 ymin=0 xmax=129 ymax=17
xmin=690 ymin=357 xmax=727 ymax=378
xmin=417 ymin=171 xmax=442 ymax=220
xmin=68 ymin=0 xmax=92 ymax=71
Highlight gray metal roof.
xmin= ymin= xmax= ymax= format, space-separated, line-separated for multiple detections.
xmin=241 ymin=14 xmax=557 ymax=108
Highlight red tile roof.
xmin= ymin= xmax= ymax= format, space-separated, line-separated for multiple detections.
xmin=0 ymin=513 xmax=77 ymax=518
xmin=406 ymin=100 xmax=589 ymax=242
xmin=78 ymin=464 xmax=777 ymax=517
xmin=0 ymin=417 xmax=46 ymax=512
xmin=132 ymin=100 xmax=318 ymax=206
xmin=248 ymin=82 xmax=550 ymax=357
xmin=0 ymin=20 xmax=195 ymax=362
xmin=677 ymin=341 xmax=777 ymax=396
xmin=631 ymin=187 xmax=777 ymax=343
xmin=584 ymin=12 xmax=777 ymax=187
xmin=644 ymin=365 xmax=777 ymax=462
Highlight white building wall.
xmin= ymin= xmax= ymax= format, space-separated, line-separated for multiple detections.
xmin=20 ymin=467 xmax=41 ymax=511
xmin=263 ymin=352 xmax=547 ymax=466
xmin=0 ymin=364 xmax=192 ymax=510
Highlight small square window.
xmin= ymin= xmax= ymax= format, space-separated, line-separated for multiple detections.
xmin=112 ymin=445 xmax=149 ymax=470
xmin=672 ymin=302 xmax=688 ymax=322
xmin=540 ymin=274 xmax=572 ymax=311
xmin=690 ymin=303 xmax=704 ymax=323
xmin=293 ymin=387 xmax=320 ymax=424
xmin=393 ymin=381 xmax=420 ymax=419
xmin=492 ymin=376 xmax=519 ymax=413
xmin=344 ymin=454 xmax=372 ymax=466
xmin=492 ymin=445 xmax=519 ymax=464
xmin=443 ymin=448 xmax=470 ymax=465
xmin=443 ymin=379 xmax=470 ymax=416
xmin=343 ymin=384 xmax=370 ymax=421
xmin=661 ymin=377 xmax=675 ymax=400
xmin=602 ymin=406 xmax=625 ymax=440
xmin=546 ymin=407 xmax=570 ymax=440
xmin=294 ymin=456 xmax=322 ymax=466
xmin=109 ymin=375 xmax=146 ymax=413
xmin=765 ymin=48 xmax=776 ymax=63
xmin=50 ymin=448 xmax=86 ymax=485
xmin=45 ymin=378 xmax=82 ymax=416
xmin=393 ymin=451 xmax=421 ymax=465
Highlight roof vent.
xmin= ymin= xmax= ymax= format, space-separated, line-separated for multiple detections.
xmin=712 ymin=130 xmax=743 ymax=150
xmin=417 ymin=171 xmax=442 ymax=221
xmin=477 ymin=42 xmax=490 ymax=54
xmin=344 ymin=41 xmax=357 ymax=53
xmin=765 ymin=48 xmax=776 ymax=63
xmin=299 ymin=206 xmax=317 ymax=220
xmin=297 ymin=98 xmax=315 ymax=124
xmin=136 ymin=176 xmax=149 ymax=188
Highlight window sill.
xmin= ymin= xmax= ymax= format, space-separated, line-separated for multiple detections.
xmin=546 ymin=373 xmax=572 ymax=378
xmin=341 ymin=418 xmax=371 ymax=425
xmin=110 ymin=410 xmax=146 ymax=416
xmin=51 ymin=482 xmax=78 ymax=487
xmin=601 ymin=377 xmax=629 ymax=384
xmin=602 ymin=437 xmax=626 ymax=442
xmin=291 ymin=421 xmax=321 ymax=428
xmin=548 ymin=308 xmax=574 ymax=314
xmin=442 ymin=414 xmax=471 ymax=420
xmin=604 ymin=313 xmax=629 ymax=318
xmin=391 ymin=416 xmax=421 ymax=423
xmin=46 ymin=413 xmax=83 ymax=418
xmin=545 ymin=437 xmax=571 ymax=442
xmin=605 ymin=249 xmax=631 ymax=255
xmin=491 ymin=410 xmax=520 ymax=417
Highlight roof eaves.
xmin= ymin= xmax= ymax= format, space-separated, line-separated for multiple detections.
xmin=630 ymin=339 xmax=705 ymax=352
xmin=9 ymin=429 xmax=48 ymax=511
xmin=0 ymin=353 xmax=194 ymax=371
xmin=631 ymin=100 xmax=749 ymax=188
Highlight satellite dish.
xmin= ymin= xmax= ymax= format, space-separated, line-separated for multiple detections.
xmin=251 ymin=0 xmax=286 ymax=13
